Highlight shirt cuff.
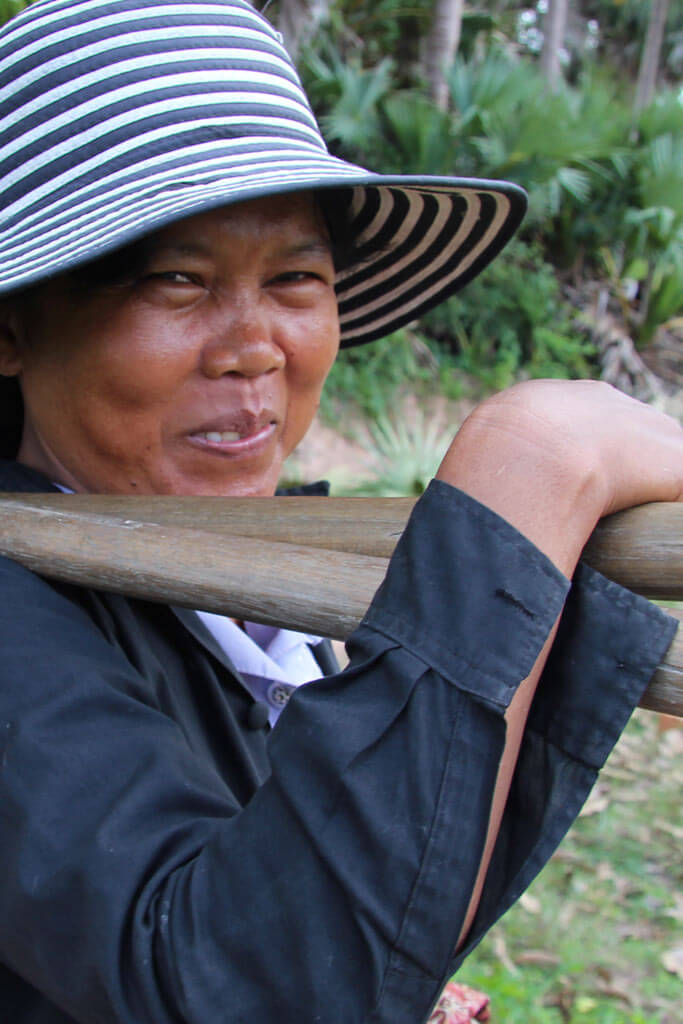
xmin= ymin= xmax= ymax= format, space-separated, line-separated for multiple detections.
xmin=360 ymin=478 xmax=571 ymax=711
xmin=529 ymin=560 xmax=678 ymax=769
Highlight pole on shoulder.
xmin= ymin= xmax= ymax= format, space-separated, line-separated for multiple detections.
xmin=0 ymin=495 xmax=681 ymax=716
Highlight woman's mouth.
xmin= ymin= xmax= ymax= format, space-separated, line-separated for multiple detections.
xmin=196 ymin=430 xmax=247 ymax=443
xmin=188 ymin=420 xmax=278 ymax=454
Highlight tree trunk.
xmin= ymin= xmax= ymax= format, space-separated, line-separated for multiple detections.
xmin=540 ymin=0 xmax=569 ymax=91
xmin=634 ymin=0 xmax=671 ymax=113
xmin=275 ymin=0 xmax=331 ymax=62
xmin=423 ymin=0 xmax=465 ymax=111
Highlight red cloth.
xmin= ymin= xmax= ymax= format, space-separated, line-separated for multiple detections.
xmin=427 ymin=981 xmax=491 ymax=1023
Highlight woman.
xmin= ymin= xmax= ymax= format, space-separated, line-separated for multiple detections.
xmin=0 ymin=2 xmax=680 ymax=1022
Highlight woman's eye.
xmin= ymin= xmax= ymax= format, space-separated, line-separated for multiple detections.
xmin=152 ymin=271 xmax=199 ymax=285
xmin=275 ymin=271 xmax=311 ymax=283
xmin=272 ymin=270 xmax=327 ymax=286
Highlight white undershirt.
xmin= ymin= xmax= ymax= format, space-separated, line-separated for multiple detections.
xmin=53 ymin=482 xmax=321 ymax=725
xmin=195 ymin=612 xmax=322 ymax=725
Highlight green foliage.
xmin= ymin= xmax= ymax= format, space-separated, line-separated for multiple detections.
xmin=625 ymin=222 xmax=683 ymax=346
xmin=320 ymin=329 xmax=445 ymax=423
xmin=423 ymin=240 xmax=597 ymax=390
xmin=447 ymin=57 xmax=632 ymax=236
xmin=378 ymin=91 xmax=458 ymax=174
xmin=581 ymin=0 xmax=683 ymax=79
xmin=634 ymin=121 xmax=683 ymax=228
xmin=601 ymin=92 xmax=683 ymax=344
xmin=341 ymin=413 xmax=453 ymax=497
xmin=304 ymin=19 xmax=682 ymax=355
xmin=0 ymin=0 xmax=30 ymax=23
xmin=304 ymin=43 xmax=394 ymax=163
xmin=319 ymin=326 xmax=476 ymax=447
xmin=319 ymin=0 xmax=431 ymax=77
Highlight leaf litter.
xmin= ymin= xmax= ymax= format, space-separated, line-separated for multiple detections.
xmin=455 ymin=710 xmax=682 ymax=1022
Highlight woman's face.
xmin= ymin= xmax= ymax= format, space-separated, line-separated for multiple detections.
xmin=9 ymin=193 xmax=340 ymax=496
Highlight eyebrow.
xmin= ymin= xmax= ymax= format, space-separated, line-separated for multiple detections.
xmin=147 ymin=241 xmax=211 ymax=261
xmin=285 ymin=241 xmax=333 ymax=258
xmin=150 ymin=239 xmax=332 ymax=260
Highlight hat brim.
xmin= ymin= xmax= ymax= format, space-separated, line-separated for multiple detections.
xmin=330 ymin=174 xmax=526 ymax=347
xmin=0 ymin=154 xmax=525 ymax=346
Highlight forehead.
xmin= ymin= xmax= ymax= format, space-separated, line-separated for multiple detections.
xmin=15 ymin=191 xmax=335 ymax=316
xmin=149 ymin=192 xmax=332 ymax=255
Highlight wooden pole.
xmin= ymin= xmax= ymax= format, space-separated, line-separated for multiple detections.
xmin=3 ymin=496 xmax=682 ymax=592
xmin=0 ymin=495 xmax=681 ymax=715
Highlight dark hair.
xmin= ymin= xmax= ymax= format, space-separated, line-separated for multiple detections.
xmin=0 ymin=375 xmax=23 ymax=459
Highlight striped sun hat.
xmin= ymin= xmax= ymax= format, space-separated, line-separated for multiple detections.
xmin=0 ymin=0 xmax=527 ymax=346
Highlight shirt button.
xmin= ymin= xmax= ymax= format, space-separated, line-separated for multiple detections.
xmin=267 ymin=681 xmax=296 ymax=708
xmin=246 ymin=701 xmax=270 ymax=730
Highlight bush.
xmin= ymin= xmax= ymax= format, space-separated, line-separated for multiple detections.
xmin=0 ymin=0 xmax=30 ymax=21
xmin=303 ymin=28 xmax=681 ymax=360
xmin=422 ymin=239 xmax=597 ymax=389
xmin=320 ymin=330 xmax=444 ymax=423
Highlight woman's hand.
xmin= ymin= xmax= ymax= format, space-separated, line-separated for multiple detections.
xmin=437 ymin=380 xmax=683 ymax=577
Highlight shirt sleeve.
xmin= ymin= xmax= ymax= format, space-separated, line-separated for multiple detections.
xmin=0 ymin=480 xmax=676 ymax=1024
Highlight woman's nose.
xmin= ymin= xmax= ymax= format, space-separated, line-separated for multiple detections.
xmin=200 ymin=297 xmax=286 ymax=379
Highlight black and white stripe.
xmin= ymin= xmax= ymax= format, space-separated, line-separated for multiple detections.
xmin=0 ymin=0 xmax=526 ymax=345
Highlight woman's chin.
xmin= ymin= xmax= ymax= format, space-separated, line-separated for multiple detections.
xmin=141 ymin=466 xmax=283 ymax=498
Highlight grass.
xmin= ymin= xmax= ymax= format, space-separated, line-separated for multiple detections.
xmin=337 ymin=412 xmax=454 ymax=496
xmin=454 ymin=711 xmax=683 ymax=1023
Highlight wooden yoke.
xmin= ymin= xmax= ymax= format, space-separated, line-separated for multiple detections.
xmin=0 ymin=495 xmax=681 ymax=717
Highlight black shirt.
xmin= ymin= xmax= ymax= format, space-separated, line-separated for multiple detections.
xmin=0 ymin=460 xmax=675 ymax=1023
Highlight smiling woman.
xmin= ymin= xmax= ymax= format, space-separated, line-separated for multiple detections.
xmin=7 ymin=195 xmax=341 ymax=496
xmin=0 ymin=2 xmax=681 ymax=1024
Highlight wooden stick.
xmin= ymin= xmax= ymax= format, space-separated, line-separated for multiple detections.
xmin=639 ymin=611 xmax=682 ymax=718
xmin=3 ymin=495 xmax=682 ymax=598
xmin=1 ymin=493 xmax=417 ymax=556
xmin=0 ymin=498 xmax=389 ymax=640
xmin=581 ymin=504 xmax=683 ymax=601
xmin=0 ymin=495 xmax=681 ymax=716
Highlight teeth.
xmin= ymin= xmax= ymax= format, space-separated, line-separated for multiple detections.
xmin=202 ymin=430 xmax=242 ymax=442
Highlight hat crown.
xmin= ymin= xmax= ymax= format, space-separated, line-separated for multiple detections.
xmin=0 ymin=0 xmax=325 ymax=141
xmin=0 ymin=0 xmax=329 ymax=238
xmin=1 ymin=0 xmax=311 ymax=110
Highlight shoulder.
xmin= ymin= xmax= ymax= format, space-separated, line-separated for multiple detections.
xmin=0 ymin=458 xmax=56 ymax=493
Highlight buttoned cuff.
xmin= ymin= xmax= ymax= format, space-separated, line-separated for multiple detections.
xmin=530 ymin=560 xmax=677 ymax=768
xmin=361 ymin=478 xmax=571 ymax=711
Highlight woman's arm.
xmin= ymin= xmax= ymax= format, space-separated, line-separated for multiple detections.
xmin=436 ymin=380 xmax=683 ymax=946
